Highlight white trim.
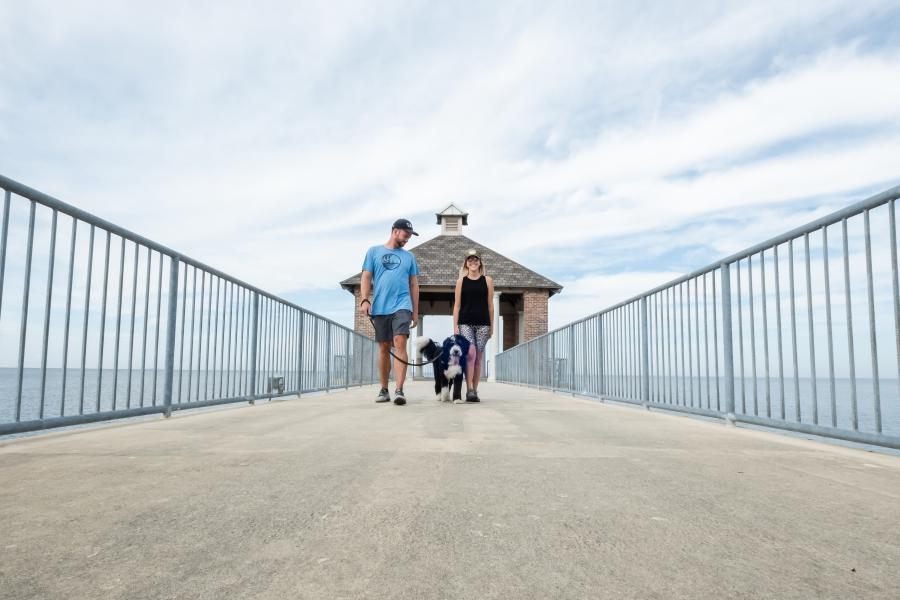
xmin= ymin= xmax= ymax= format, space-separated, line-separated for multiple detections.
xmin=489 ymin=291 xmax=501 ymax=382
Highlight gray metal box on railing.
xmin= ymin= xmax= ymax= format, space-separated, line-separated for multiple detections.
xmin=267 ymin=376 xmax=285 ymax=395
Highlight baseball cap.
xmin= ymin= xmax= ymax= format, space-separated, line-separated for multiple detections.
xmin=465 ymin=248 xmax=481 ymax=260
xmin=392 ymin=218 xmax=419 ymax=236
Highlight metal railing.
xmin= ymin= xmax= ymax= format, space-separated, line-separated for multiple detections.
xmin=0 ymin=174 xmax=379 ymax=435
xmin=498 ymin=185 xmax=900 ymax=450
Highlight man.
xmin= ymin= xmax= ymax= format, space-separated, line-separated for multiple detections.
xmin=359 ymin=218 xmax=420 ymax=405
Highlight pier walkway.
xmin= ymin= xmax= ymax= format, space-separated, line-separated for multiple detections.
xmin=2 ymin=381 xmax=899 ymax=599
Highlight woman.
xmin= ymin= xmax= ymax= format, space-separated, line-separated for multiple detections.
xmin=453 ymin=248 xmax=493 ymax=402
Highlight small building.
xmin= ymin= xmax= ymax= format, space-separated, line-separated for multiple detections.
xmin=340 ymin=205 xmax=562 ymax=376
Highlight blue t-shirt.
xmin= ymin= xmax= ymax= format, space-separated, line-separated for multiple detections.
xmin=362 ymin=245 xmax=420 ymax=316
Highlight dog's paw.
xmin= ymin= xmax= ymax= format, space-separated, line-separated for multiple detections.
xmin=435 ymin=394 xmax=443 ymax=402
xmin=440 ymin=387 xmax=451 ymax=402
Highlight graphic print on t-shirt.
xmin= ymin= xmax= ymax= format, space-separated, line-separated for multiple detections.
xmin=381 ymin=254 xmax=401 ymax=270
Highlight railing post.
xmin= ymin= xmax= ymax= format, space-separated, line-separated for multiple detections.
xmin=296 ymin=310 xmax=304 ymax=395
xmin=550 ymin=332 xmax=556 ymax=390
xmin=581 ymin=322 xmax=588 ymax=395
xmin=640 ymin=296 xmax=650 ymax=410
xmin=569 ymin=326 xmax=576 ymax=393
xmin=249 ymin=292 xmax=259 ymax=404
xmin=345 ymin=329 xmax=351 ymax=389
xmin=162 ymin=257 xmax=180 ymax=418
xmin=325 ymin=323 xmax=332 ymax=391
xmin=720 ymin=263 xmax=736 ymax=425
xmin=0 ymin=190 xmax=10 ymax=337
xmin=598 ymin=315 xmax=605 ymax=398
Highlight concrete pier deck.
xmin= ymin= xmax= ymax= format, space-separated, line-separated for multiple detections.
xmin=1 ymin=381 xmax=899 ymax=599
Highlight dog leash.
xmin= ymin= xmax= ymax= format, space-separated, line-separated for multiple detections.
xmin=389 ymin=352 xmax=442 ymax=368
xmin=368 ymin=316 xmax=443 ymax=368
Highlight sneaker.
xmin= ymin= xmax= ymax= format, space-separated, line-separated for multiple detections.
xmin=467 ymin=390 xmax=480 ymax=403
xmin=375 ymin=388 xmax=390 ymax=403
xmin=393 ymin=388 xmax=406 ymax=405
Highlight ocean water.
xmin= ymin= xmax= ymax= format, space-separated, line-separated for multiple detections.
xmin=511 ymin=373 xmax=900 ymax=437
xmin=5 ymin=367 xmax=898 ymax=439
xmin=0 ymin=367 xmax=357 ymax=425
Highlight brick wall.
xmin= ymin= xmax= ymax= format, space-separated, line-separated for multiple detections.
xmin=352 ymin=289 xmax=376 ymax=339
xmin=523 ymin=290 xmax=549 ymax=342
xmin=502 ymin=312 xmax=518 ymax=350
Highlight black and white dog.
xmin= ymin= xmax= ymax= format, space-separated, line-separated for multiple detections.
xmin=415 ymin=335 xmax=471 ymax=403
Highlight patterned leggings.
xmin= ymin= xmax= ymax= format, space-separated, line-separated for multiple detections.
xmin=459 ymin=324 xmax=490 ymax=354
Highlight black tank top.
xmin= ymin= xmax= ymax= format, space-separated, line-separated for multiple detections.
xmin=458 ymin=276 xmax=490 ymax=326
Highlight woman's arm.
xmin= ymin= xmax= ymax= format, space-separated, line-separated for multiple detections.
xmin=486 ymin=276 xmax=494 ymax=337
xmin=452 ymin=277 xmax=463 ymax=334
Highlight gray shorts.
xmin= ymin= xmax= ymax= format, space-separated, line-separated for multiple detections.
xmin=372 ymin=310 xmax=412 ymax=342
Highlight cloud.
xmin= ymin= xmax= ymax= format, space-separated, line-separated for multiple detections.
xmin=548 ymin=270 xmax=686 ymax=329
xmin=1 ymin=0 xmax=899 ymax=341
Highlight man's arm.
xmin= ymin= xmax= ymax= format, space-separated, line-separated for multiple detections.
xmin=409 ymin=275 xmax=419 ymax=327
xmin=359 ymin=270 xmax=373 ymax=316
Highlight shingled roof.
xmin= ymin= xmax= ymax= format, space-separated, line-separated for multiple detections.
xmin=341 ymin=234 xmax=563 ymax=295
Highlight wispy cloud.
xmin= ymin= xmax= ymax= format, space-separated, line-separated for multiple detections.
xmin=1 ymin=0 xmax=898 ymax=333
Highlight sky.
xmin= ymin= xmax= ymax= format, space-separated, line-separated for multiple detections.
xmin=2 ymin=0 xmax=900 ymax=342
